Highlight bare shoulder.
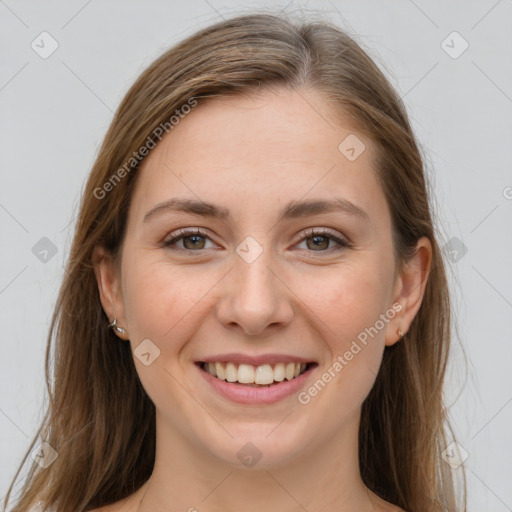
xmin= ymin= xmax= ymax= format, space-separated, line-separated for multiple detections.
xmin=373 ymin=503 xmax=406 ymax=512
xmin=87 ymin=496 xmax=135 ymax=512
xmin=380 ymin=502 xmax=407 ymax=512
xmin=88 ymin=498 xmax=406 ymax=512
xmin=87 ymin=481 xmax=149 ymax=512
xmin=380 ymin=501 xmax=407 ymax=512
xmin=369 ymin=491 xmax=407 ymax=512
xmin=88 ymin=504 xmax=129 ymax=512
xmin=87 ymin=503 xmax=126 ymax=512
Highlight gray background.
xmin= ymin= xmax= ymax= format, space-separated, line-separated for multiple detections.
xmin=1 ymin=0 xmax=511 ymax=510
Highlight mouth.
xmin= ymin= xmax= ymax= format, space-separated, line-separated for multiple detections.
xmin=195 ymin=361 xmax=317 ymax=388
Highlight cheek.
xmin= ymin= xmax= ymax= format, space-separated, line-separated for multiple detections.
xmin=296 ymin=256 xmax=393 ymax=407
xmin=121 ymin=257 xmax=216 ymax=406
xmin=122 ymin=255 xmax=220 ymax=347
xmin=302 ymin=258 xmax=391 ymax=347
xmin=124 ymin=266 xmax=181 ymax=339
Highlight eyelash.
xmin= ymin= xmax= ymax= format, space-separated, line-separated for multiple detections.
xmin=162 ymin=227 xmax=352 ymax=254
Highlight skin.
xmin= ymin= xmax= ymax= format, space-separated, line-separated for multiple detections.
xmin=92 ymin=86 xmax=431 ymax=512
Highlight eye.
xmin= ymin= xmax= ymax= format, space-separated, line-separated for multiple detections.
xmin=295 ymin=228 xmax=351 ymax=253
xmin=162 ymin=228 xmax=216 ymax=252
xmin=162 ymin=227 xmax=352 ymax=254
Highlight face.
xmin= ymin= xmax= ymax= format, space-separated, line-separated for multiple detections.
xmin=95 ymin=86 xmax=429 ymax=469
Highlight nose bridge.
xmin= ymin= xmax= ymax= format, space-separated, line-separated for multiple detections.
xmin=216 ymin=241 xmax=293 ymax=335
xmin=237 ymin=250 xmax=275 ymax=302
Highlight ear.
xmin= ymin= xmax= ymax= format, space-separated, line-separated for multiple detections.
xmin=385 ymin=236 xmax=432 ymax=347
xmin=92 ymin=244 xmax=129 ymax=340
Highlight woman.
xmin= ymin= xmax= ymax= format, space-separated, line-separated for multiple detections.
xmin=4 ymin=12 xmax=466 ymax=512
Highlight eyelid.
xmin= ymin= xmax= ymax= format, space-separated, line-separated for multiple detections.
xmin=163 ymin=227 xmax=217 ymax=250
xmin=162 ymin=226 xmax=352 ymax=253
xmin=294 ymin=227 xmax=352 ymax=250
xmin=296 ymin=227 xmax=348 ymax=243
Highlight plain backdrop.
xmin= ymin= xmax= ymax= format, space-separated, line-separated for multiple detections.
xmin=1 ymin=0 xmax=511 ymax=510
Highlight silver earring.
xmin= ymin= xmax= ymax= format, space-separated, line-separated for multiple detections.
xmin=108 ymin=318 xmax=126 ymax=335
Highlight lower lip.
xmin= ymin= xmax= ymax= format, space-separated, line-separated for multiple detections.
xmin=196 ymin=363 xmax=317 ymax=404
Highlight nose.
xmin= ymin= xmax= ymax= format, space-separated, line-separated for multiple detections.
xmin=215 ymin=248 xmax=294 ymax=336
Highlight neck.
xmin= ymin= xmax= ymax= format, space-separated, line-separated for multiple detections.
xmin=136 ymin=409 xmax=378 ymax=512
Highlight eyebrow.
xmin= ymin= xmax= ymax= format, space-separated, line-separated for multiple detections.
xmin=143 ymin=197 xmax=370 ymax=224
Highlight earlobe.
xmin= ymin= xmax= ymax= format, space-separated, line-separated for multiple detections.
xmin=385 ymin=237 xmax=432 ymax=347
xmin=92 ymin=245 xmax=113 ymax=315
xmin=384 ymin=302 xmax=407 ymax=347
xmin=92 ymin=245 xmax=128 ymax=339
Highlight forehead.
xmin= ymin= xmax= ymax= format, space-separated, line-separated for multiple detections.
xmin=127 ymin=87 xmax=389 ymax=229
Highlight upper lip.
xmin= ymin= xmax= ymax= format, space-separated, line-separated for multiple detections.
xmin=197 ymin=353 xmax=316 ymax=366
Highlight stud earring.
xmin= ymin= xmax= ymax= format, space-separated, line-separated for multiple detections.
xmin=108 ymin=318 xmax=126 ymax=335
xmin=397 ymin=328 xmax=404 ymax=338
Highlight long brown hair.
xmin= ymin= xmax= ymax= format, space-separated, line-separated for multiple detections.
xmin=4 ymin=12 xmax=466 ymax=512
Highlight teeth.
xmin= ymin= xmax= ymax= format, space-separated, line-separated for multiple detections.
xmin=274 ymin=363 xmax=285 ymax=382
xmin=202 ymin=361 xmax=308 ymax=385
xmin=225 ymin=362 xmax=237 ymax=382
xmin=215 ymin=362 xmax=225 ymax=380
xmin=255 ymin=364 xmax=274 ymax=385
xmin=238 ymin=364 xmax=255 ymax=383
xmin=285 ymin=362 xmax=295 ymax=380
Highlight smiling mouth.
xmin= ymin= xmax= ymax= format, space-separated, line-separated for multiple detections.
xmin=196 ymin=361 xmax=317 ymax=387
